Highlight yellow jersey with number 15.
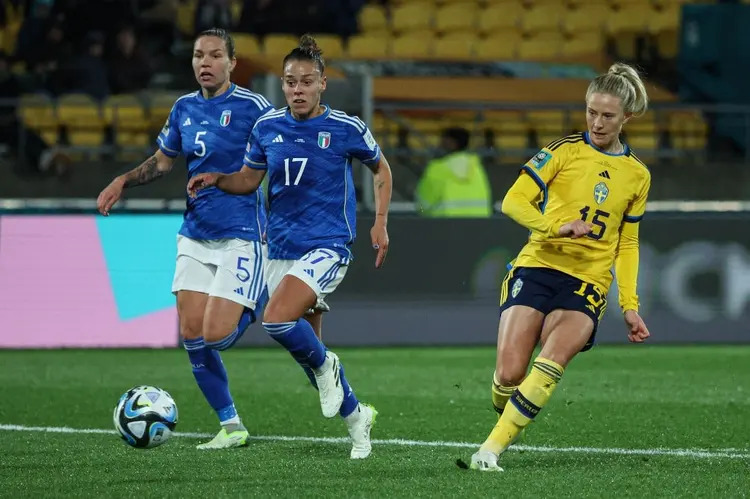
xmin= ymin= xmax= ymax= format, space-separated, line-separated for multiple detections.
xmin=512 ymin=132 xmax=651 ymax=295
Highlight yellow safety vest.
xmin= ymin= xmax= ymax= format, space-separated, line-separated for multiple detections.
xmin=415 ymin=151 xmax=492 ymax=217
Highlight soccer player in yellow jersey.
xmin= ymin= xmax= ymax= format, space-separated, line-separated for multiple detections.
xmin=468 ymin=63 xmax=652 ymax=471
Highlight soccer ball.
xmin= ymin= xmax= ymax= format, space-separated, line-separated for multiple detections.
xmin=113 ymin=385 xmax=178 ymax=448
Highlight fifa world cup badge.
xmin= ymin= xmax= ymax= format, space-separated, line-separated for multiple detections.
xmin=512 ymin=279 xmax=523 ymax=298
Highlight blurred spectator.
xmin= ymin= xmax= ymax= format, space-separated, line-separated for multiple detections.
xmin=107 ymin=25 xmax=152 ymax=94
xmin=195 ymin=0 xmax=232 ymax=33
xmin=415 ymin=127 xmax=492 ymax=218
xmin=15 ymin=0 xmax=55 ymax=65
xmin=61 ymin=30 xmax=110 ymax=100
xmin=0 ymin=52 xmax=70 ymax=177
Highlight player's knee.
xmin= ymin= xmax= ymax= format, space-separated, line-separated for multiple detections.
xmin=202 ymin=322 xmax=235 ymax=344
xmin=263 ymin=300 xmax=294 ymax=324
xmin=179 ymin=318 xmax=203 ymax=340
xmin=495 ymin=365 xmax=525 ymax=387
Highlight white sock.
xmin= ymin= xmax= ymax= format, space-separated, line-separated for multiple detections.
xmin=344 ymin=404 xmax=362 ymax=426
xmin=221 ymin=415 xmax=241 ymax=427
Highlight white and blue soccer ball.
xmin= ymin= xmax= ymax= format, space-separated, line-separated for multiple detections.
xmin=113 ymin=385 xmax=178 ymax=448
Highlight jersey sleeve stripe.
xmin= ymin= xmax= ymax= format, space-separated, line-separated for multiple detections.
xmin=157 ymin=137 xmax=179 ymax=156
xmin=521 ymin=165 xmax=549 ymax=213
xmin=255 ymin=109 xmax=285 ymax=126
xmin=328 ymin=114 xmax=366 ymax=133
xmin=623 ymin=214 xmax=643 ymax=223
xmin=233 ymin=91 xmax=272 ymax=110
xmin=234 ymin=87 xmax=272 ymax=107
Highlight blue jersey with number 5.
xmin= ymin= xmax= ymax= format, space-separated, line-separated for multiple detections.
xmin=157 ymin=84 xmax=273 ymax=241
xmin=244 ymin=106 xmax=381 ymax=260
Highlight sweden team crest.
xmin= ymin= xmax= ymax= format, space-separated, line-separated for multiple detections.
xmin=220 ymin=110 xmax=231 ymax=127
xmin=511 ymin=278 xmax=523 ymax=298
xmin=318 ymin=131 xmax=331 ymax=149
xmin=593 ymin=182 xmax=609 ymax=205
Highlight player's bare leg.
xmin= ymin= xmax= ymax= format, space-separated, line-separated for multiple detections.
xmin=470 ymin=305 xmax=543 ymax=471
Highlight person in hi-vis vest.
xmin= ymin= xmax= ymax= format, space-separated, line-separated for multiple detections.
xmin=415 ymin=127 xmax=492 ymax=218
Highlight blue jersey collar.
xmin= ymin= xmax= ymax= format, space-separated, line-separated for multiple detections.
xmin=196 ymin=83 xmax=236 ymax=103
xmin=285 ymin=104 xmax=331 ymax=124
xmin=583 ymin=131 xmax=629 ymax=156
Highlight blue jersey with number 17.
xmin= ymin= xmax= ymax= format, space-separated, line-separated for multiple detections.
xmin=244 ymin=106 xmax=381 ymax=261
xmin=157 ymin=83 xmax=273 ymax=241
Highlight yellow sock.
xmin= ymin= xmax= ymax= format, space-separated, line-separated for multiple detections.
xmin=480 ymin=357 xmax=564 ymax=455
xmin=491 ymin=372 xmax=517 ymax=417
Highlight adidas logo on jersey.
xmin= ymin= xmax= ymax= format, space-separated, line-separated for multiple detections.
xmin=304 ymin=268 xmax=314 ymax=277
xmin=234 ymin=287 xmax=244 ymax=296
xmin=272 ymin=134 xmax=284 ymax=143
xmin=183 ymin=117 xmax=191 ymax=126
xmin=599 ymin=170 xmax=611 ymax=179
xmin=200 ymin=120 xmax=209 ymax=125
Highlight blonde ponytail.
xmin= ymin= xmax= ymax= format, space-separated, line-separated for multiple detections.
xmin=586 ymin=62 xmax=649 ymax=116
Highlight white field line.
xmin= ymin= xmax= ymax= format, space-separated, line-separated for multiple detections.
xmin=1 ymin=423 xmax=748 ymax=460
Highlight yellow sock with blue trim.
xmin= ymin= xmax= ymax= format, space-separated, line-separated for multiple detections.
xmin=480 ymin=357 xmax=564 ymax=456
xmin=491 ymin=372 xmax=516 ymax=417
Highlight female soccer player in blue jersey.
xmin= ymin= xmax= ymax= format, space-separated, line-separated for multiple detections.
xmin=97 ymin=28 xmax=273 ymax=450
xmin=465 ymin=63 xmax=652 ymax=472
xmin=188 ymin=35 xmax=393 ymax=459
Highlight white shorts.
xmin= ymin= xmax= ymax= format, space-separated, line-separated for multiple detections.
xmin=171 ymin=235 xmax=266 ymax=309
xmin=265 ymin=248 xmax=349 ymax=312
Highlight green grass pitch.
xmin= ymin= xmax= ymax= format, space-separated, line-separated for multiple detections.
xmin=0 ymin=346 xmax=748 ymax=497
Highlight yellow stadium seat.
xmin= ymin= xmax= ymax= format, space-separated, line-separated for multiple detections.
xmin=432 ymin=33 xmax=477 ymax=60
xmin=434 ymin=3 xmax=478 ymax=34
xmin=104 ymin=94 xmax=149 ymax=149
xmin=561 ymin=4 xmax=611 ymax=34
xmin=311 ymin=34 xmax=345 ymax=60
xmin=18 ymin=94 xmax=58 ymax=145
xmin=653 ymin=29 xmax=679 ymax=59
xmin=262 ymin=34 xmax=300 ymax=60
xmin=392 ymin=32 xmax=435 ymax=59
xmin=149 ymin=92 xmax=181 ymax=133
xmin=668 ymin=111 xmax=707 ymax=151
xmin=176 ymin=0 xmax=196 ymax=37
xmin=347 ymin=34 xmax=390 ymax=59
xmin=233 ymin=34 xmax=261 ymax=58
xmin=475 ymin=33 xmax=520 ymax=61
xmin=605 ymin=4 xmax=650 ymax=35
xmin=358 ymin=4 xmax=388 ymax=33
xmin=625 ymin=119 xmax=660 ymax=162
xmin=479 ymin=3 xmax=524 ymax=35
xmin=520 ymin=4 xmax=567 ymax=34
xmin=528 ymin=110 xmax=567 ymax=146
xmin=517 ymin=33 xmax=564 ymax=60
xmin=391 ymin=2 xmax=435 ymax=33
xmin=57 ymin=94 xmax=105 ymax=148
xmin=561 ymin=32 xmax=605 ymax=57
xmin=647 ymin=4 xmax=681 ymax=34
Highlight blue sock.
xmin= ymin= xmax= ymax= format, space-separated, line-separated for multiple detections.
xmin=300 ymin=361 xmax=358 ymax=418
xmin=205 ymin=308 xmax=256 ymax=351
xmin=338 ymin=362 xmax=359 ymax=418
xmin=263 ymin=319 xmax=326 ymax=369
xmin=184 ymin=337 xmax=237 ymax=424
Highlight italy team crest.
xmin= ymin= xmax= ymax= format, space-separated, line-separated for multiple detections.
xmin=318 ymin=131 xmax=331 ymax=149
xmin=220 ymin=110 xmax=231 ymax=127
xmin=593 ymin=182 xmax=609 ymax=205
xmin=511 ymin=278 xmax=523 ymax=298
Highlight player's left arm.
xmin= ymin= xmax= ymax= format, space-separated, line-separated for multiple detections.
xmin=615 ymin=171 xmax=651 ymax=343
xmin=351 ymin=122 xmax=391 ymax=268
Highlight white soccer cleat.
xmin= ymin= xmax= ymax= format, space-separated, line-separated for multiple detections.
xmin=347 ymin=403 xmax=378 ymax=459
xmin=314 ymin=352 xmax=344 ymax=418
xmin=196 ymin=427 xmax=249 ymax=450
xmin=470 ymin=450 xmax=504 ymax=472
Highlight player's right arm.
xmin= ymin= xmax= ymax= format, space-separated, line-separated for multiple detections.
xmin=97 ymin=150 xmax=176 ymax=216
xmin=187 ymin=122 xmax=267 ymax=197
xmin=501 ymin=146 xmax=591 ymax=238
xmin=187 ymin=165 xmax=266 ymax=196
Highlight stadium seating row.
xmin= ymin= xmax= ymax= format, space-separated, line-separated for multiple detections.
xmin=16 ymin=93 xmax=707 ymax=163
